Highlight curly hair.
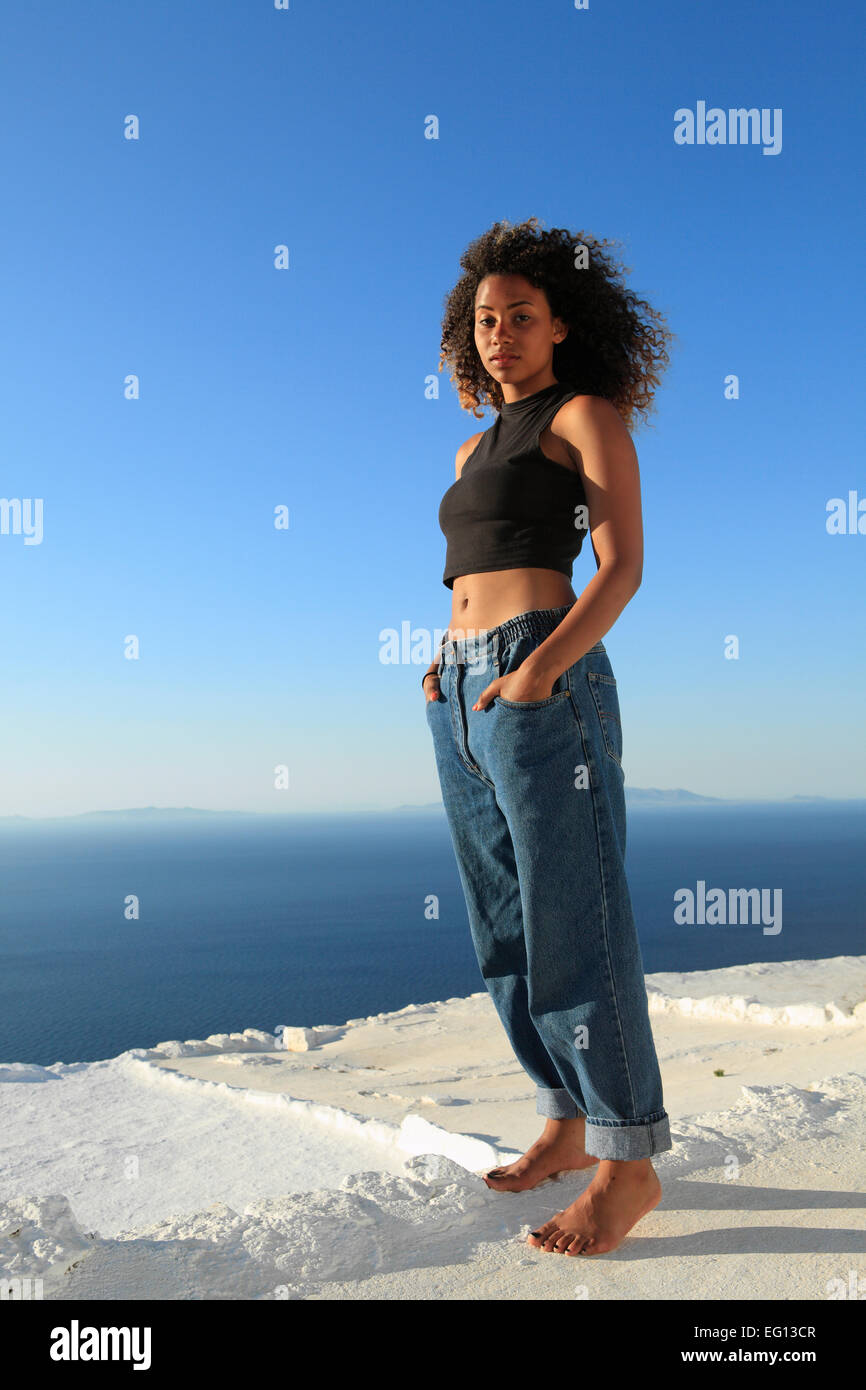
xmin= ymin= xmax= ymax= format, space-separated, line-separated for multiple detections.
xmin=438 ymin=217 xmax=676 ymax=432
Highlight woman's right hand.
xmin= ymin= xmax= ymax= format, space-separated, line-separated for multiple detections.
xmin=422 ymin=671 xmax=441 ymax=703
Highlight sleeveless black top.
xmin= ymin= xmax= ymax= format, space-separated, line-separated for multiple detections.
xmin=438 ymin=381 xmax=588 ymax=590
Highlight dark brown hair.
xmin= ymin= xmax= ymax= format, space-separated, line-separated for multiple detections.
xmin=438 ymin=216 xmax=676 ymax=431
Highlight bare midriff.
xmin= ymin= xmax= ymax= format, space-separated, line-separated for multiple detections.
xmin=446 ymin=567 xmax=576 ymax=640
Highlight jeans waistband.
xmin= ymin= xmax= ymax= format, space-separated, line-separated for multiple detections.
xmin=439 ymin=604 xmax=582 ymax=666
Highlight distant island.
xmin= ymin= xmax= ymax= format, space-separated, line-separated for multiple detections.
xmin=0 ymin=791 xmax=860 ymax=825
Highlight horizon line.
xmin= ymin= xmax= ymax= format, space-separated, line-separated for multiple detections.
xmin=0 ymin=792 xmax=862 ymax=824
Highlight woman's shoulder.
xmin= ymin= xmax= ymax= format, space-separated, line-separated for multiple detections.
xmin=454 ymin=430 xmax=486 ymax=480
xmin=553 ymin=393 xmax=627 ymax=434
xmin=556 ymin=390 xmax=609 ymax=410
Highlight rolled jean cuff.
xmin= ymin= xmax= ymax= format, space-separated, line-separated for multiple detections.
xmin=584 ymin=1110 xmax=672 ymax=1160
xmin=536 ymin=1085 xmax=582 ymax=1120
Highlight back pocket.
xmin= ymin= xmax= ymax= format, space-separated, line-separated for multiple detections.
xmin=586 ymin=671 xmax=623 ymax=766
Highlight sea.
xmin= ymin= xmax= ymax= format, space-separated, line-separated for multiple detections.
xmin=0 ymin=800 xmax=863 ymax=1067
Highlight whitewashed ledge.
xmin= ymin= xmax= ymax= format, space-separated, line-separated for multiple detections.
xmin=646 ymin=955 xmax=866 ymax=1028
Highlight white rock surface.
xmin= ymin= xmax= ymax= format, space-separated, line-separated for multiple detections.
xmin=1 ymin=957 xmax=864 ymax=1301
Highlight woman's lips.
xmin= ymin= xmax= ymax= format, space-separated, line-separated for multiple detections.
xmin=490 ymin=355 xmax=517 ymax=365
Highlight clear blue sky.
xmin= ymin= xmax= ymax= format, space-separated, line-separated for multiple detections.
xmin=2 ymin=0 xmax=862 ymax=815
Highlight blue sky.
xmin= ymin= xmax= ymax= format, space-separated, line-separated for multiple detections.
xmin=2 ymin=0 xmax=862 ymax=815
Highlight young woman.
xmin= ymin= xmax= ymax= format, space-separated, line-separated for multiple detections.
xmin=422 ymin=217 xmax=676 ymax=1257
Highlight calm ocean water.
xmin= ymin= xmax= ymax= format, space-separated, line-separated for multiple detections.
xmin=0 ymin=802 xmax=863 ymax=1066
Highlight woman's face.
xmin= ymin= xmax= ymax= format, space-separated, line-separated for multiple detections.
xmin=473 ymin=274 xmax=567 ymax=382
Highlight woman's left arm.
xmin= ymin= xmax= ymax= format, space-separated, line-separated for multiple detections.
xmin=519 ymin=394 xmax=645 ymax=686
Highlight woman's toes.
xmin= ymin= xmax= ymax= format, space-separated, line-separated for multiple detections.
xmin=527 ymin=1221 xmax=551 ymax=1244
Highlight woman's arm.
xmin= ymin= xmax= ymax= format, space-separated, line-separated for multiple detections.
xmin=517 ymin=394 xmax=644 ymax=686
xmin=422 ymin=633 xmax=447 ymax=690
xmin=423 ymin=433 xmax=484 ymax=692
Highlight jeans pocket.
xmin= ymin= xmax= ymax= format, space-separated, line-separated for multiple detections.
xmin=493 ymin=638 xmax=570 ymax=710
xmin=587 ymin=671 xmax=623 ymax=765
xmin=494 ymin=686 xmax=571 ymax=710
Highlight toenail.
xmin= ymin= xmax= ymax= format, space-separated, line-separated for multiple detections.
xmin=529 ymin=1230 xmax=542 ymax=1238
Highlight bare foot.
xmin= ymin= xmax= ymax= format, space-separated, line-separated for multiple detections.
xmin=483 ymin=1117 xmax=599 ymax=1192
xmin=526 ymin=1158 xmax=662 ymax=1255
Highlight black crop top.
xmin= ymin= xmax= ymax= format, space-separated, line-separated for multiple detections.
xmin=438 ymin=381 xmax=588 ymax=590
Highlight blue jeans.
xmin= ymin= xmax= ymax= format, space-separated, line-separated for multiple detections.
xmin=424 ymin=604 xmax=671 ymax=1161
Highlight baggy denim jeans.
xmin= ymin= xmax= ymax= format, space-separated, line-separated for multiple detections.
xmin=424 ymin=604 xmax=671 ymax=1160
